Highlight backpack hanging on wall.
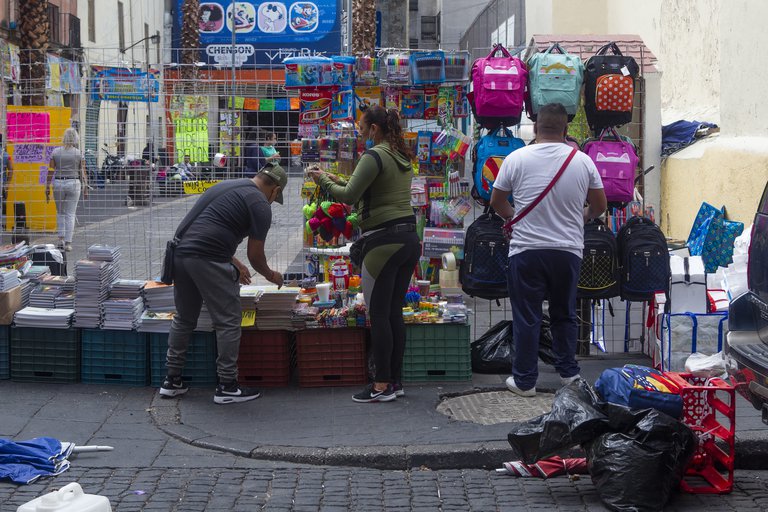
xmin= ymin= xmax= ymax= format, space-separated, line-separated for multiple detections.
xmin=460 ymin=208 xmax=509 ymax=300
xmin=469 ymin=44 xmax=528 ymax=129
xmin=616 ymin=216 xmax=670 ymax=302
xmin=525 ymin=42 xmax=584 ymax=121
xmin=583 ymin=42 xmax=640 ymax=133
xmin=577 ymin=219 xmax=620 ymax=300
xmin=582 ymin=127 xmax=638 ymax=204
xmin=471 ymin=126 xmax=525 ymax=204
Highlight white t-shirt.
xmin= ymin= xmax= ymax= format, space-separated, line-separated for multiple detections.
xmin=493 ymin=143 xmax=603 ymax=258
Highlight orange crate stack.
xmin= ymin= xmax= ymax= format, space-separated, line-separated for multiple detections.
xmin=665 ymin=372 xmax=735 ymax=494
xmin=295 ymin=328 xmax=367 ymax=387
xmin=238 ymin=330 xmax=294 ymax=387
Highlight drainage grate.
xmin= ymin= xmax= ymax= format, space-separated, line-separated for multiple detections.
xmin=437 ymin=391 xmax=555 ymax=425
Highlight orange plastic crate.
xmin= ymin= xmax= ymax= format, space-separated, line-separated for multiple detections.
xmin=665 ymin=372 xmax=735 ymax=494
xmin=295 ymin=328 xmax=367 ymax=387
xmin=238 ymin=330 xmax=293 ymax=387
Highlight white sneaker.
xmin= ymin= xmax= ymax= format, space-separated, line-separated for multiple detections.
xmin=560 ymin=374 xmax=582 ymax=386
xmin=506 ymin=376 xmax=536 ymax=397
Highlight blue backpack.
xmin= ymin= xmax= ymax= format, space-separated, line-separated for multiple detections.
xmin=595 ymin=364 xmax=683 ymax=419
xmin=472 ymin=127 xmax=525 ymax=204
xmin=526 ymin=42 xmax=584 ymax=120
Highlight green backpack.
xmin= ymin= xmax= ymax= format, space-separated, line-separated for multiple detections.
xmin=526 ymin=43 xmax=584 ymax=120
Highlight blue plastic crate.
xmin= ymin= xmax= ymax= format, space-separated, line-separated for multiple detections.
xmin=149 ymin=331 xmax=217 ymax=387
xmin=10 ymin=327 xmax=80 ymax=383
xmin=81 ymin=330 xmax=149 ymax=386
xmin=0 ymin=325 xmax=9 ymax=380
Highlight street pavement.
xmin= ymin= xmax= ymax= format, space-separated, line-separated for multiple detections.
xmin=2 ymin=352 xmax=768 ymax=510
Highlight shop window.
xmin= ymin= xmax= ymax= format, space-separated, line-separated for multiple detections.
xmin=421 ymin=15 xmax=437 ymax=42
xmin=409 ymin=0 xmax=418 ymax=11
xmin=47 ymin=3 xmax=60 ymax=45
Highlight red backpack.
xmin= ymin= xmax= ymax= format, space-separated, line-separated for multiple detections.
xmin=469 ymin=44 xmax=527 ymax=129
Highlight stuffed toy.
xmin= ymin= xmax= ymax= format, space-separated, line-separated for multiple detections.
xmin=305 ymin=200 xmax=358 ymax=241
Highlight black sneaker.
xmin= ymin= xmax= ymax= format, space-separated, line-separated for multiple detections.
xmin=392 ymin=382 xmax=405 ymax=398
xmin=159 ymin=375 xmax=188 ymax=398
xmin=214 ymin=381 xmax=261 ymax=404
xmin=352 ymin=383 xmax=396 ymax=403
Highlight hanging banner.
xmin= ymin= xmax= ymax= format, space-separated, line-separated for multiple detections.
xmin=219 ymin=111 xmax=241 ymax=156
xmin=0 ymin=41 xmax=20 ymax=83
xmin=299 ymin=88 xmax=332 ymax=124
xmin=7 ymin=112 xmax=51 ymax=144
xmin=47 ymin=55 xmax=62 ymax=92
xmin=91 ymin=66 xmax=160 ymax=102
xmin=175 ymin=117 xmax=210 ymax=162
xmin=174 ymin=0 xmax=342 ymax=67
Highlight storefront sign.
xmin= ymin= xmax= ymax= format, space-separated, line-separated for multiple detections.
xmin=183 ymin=180 xmax=220 ymax=195
xmin=7 ymin=112 xmax=50 ymax=143
xmin=174 ymin=0 xmax=342 ymax=67
xmin=12 ymin=144 xmax=45 ymax=164
xmin=90 ymin=67 xmax=160 ymax=102
xmin=175 ymin=117 xmax=210 ymax=162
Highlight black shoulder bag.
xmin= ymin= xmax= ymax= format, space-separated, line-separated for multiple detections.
xmin=160 ymin=182 xmax=239 ymax=284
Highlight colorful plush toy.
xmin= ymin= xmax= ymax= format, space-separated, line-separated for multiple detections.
xmin=305 ymin=200 xmax=358 ymax=241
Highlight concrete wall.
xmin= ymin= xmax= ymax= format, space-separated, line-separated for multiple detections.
xmin=551 ymin=0 xmax=606 ymax=35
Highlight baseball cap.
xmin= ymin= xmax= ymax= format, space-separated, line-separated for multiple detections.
xmin=259 ymin=162 xmax=288 ymax=204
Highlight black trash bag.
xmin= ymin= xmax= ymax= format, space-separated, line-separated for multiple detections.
xmin=472 ymin=318 xmax=557 ymax=374
xmin=471 ymin=321 xmax=515 ymax=373
xmin=538 ymin=315 xmax=558 ymax=365
xmin=507 ymin=380 xmax=619 ymax=463
xmin=584 ymin=409 xmax=697 ymax=512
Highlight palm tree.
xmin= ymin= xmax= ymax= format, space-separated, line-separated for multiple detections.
xmin=352 ymin=0 xmax=376 ymax=55
xmin=19 ymin=0 xmax=49 ymax=106
xmin=180 ymin=0 xmax=200 ymax=82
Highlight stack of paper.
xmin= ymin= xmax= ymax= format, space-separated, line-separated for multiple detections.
xmin=102 ymin=297 xmax=144 ymax=330
xmin=0 ymin=268 xmax=20 ymax=291
xmin=0 ymin=242 xmax=29 ymax=267
xmin=54 ymin=290 xmax=75 ymax=309
xmin=239 ymin=285 xmax=263 ymax=311
xmin=19 ymin=281 xmax=33 ymax=307
xmin=138 ymin=310 xmax=175 ymax=333
xmin=74 ymin=259 xmax=119 ymax=328
xmin=28 ymin=276 xmax=75 ymax=309
xmin=87 ymin=244 xmax=122 ymax=264
xmin=143 ymin=281 xmax=175 ymax=312
xmin=14 ymin=306 xmax=74 ymax=329
xmin=22 ymin=265 xmax=52 ymax=283
xmin=110 ymin=279 xmax=146 ymax=299
xmin=254 ymin=286 xmax=300 ymax=330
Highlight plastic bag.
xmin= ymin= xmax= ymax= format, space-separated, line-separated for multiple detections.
xmin=471 ymin=318 xmax=558 ymax=374
xmin=471 ymin=321 xmax=514 ymax=374
xmin=684 ymin=351 xmax=727 ymax=378
xmin=585 ymin=409 xmax=697 ymax=512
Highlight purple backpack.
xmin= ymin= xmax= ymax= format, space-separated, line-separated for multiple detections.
xmin=583 ymin=127 xmax=638 ymax=203
xmin=470 ymin=44 xmax=527 ymax=128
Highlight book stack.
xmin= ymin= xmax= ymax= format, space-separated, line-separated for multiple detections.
xmin=254 ymin=287 xmax=300 ymax=330
xmin=73 ymin=259 xmax=119 ymax=328
xmin=54 ymin=290 xmax=75 ymax=309
xmin=87 ymin=244 xmax=122 ymax=265
xmin=0 ymin=268 xmax=20 ymax=291
xmin=102 ymin=297 xmax=144 ymax=330
xmin=239 ymin=285 xmax=264 ymax=312
xmin=110 ymin=279 xmax=146 ymax=299
xmin=29 ymin=276 xmax=75 ymax=309
xmin=142 ymin=281 xmax=175 ymax=312
xmin=14 ymin=306 xmax=74 ymax=329
xmin=138 ymin=310 xmax=175 ymax=333
xmin=0 ymin=242 xmax=30 ymax=268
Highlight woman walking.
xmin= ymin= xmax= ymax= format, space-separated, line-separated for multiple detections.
xmin=309 ymin=106 xmax=421 ymax=403
xmin=46 ymin=128 xmax=88 ymax=251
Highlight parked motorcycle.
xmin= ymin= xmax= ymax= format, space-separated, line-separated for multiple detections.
xmin=101 ymin=144 xmax=125 ymax=181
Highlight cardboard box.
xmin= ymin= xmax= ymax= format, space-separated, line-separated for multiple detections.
xmin=0 ymin=286 xmax=21 ymax=325
xmin=670 ymin=255 xmax=707 ymax=314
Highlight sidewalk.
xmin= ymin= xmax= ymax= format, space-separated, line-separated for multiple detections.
xmin=2 ymin=352 xmax=767 ymax=471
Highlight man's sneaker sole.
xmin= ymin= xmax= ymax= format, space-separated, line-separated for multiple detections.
xmin=159 ymin=387 xmax=188 ymax=398
xmin=394 ymin=389 xmax=405 ymax=398
xmin=214 ymin=391 xmax=261 ymax=404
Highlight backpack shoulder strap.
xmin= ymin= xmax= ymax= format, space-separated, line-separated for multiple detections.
xmin=363 ymin=148 xmax=383 ymax=173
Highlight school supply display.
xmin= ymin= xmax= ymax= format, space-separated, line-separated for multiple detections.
xmin=410 ymin=51 xmax=446 ymax=84
xmin=584 ymin=42 xmax=640 ymax=132
xmin=525 ymin=42 xmax=584 ymax=120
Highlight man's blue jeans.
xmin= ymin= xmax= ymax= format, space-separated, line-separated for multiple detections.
xmin=507 ymin=249 xmax=582 ymax=391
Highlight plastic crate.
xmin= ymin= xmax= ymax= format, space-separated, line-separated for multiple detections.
xmin=81 ymin=330 xmax=149 ymax=386
xmin=0 ymin=325 xmax=9 ymax=379
xmin=239 ymin=330 xmax=294 ymax=387
xmin=149 ymin=331 xmax=217 ymax=388
xmin=296 ymin=328 xmax=367 ymax=387
xmin=665 ymin=372 xmax=735 ymax=494
xmin=10 ymin=327 xmax=80 ymax=383
xmin=403 ymin=323 xmax=471 ymax=382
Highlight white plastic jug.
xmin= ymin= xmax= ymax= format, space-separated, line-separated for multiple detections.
xmin=16 ymin=482 xmax=112 ymax=512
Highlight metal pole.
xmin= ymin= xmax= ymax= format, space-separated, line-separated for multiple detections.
xmin=229 ymin=0 xmax=237 ymax=180
xmin=145 ymin=36 xmax=153 ymax=269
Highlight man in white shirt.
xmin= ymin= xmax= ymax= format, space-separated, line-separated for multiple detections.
xmin=490 ymin=103 xmax=607 ymax=397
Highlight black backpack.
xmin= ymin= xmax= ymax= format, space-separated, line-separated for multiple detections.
xmin=577 ymin=219 xmax=619 ymax=300
xmin=584 ymin=42 xmax=640 ymax=134
xmin=460 ymin=208 xmax=509 ymax=300
xmin=616 ymin=216 xmax=670 ymax=302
